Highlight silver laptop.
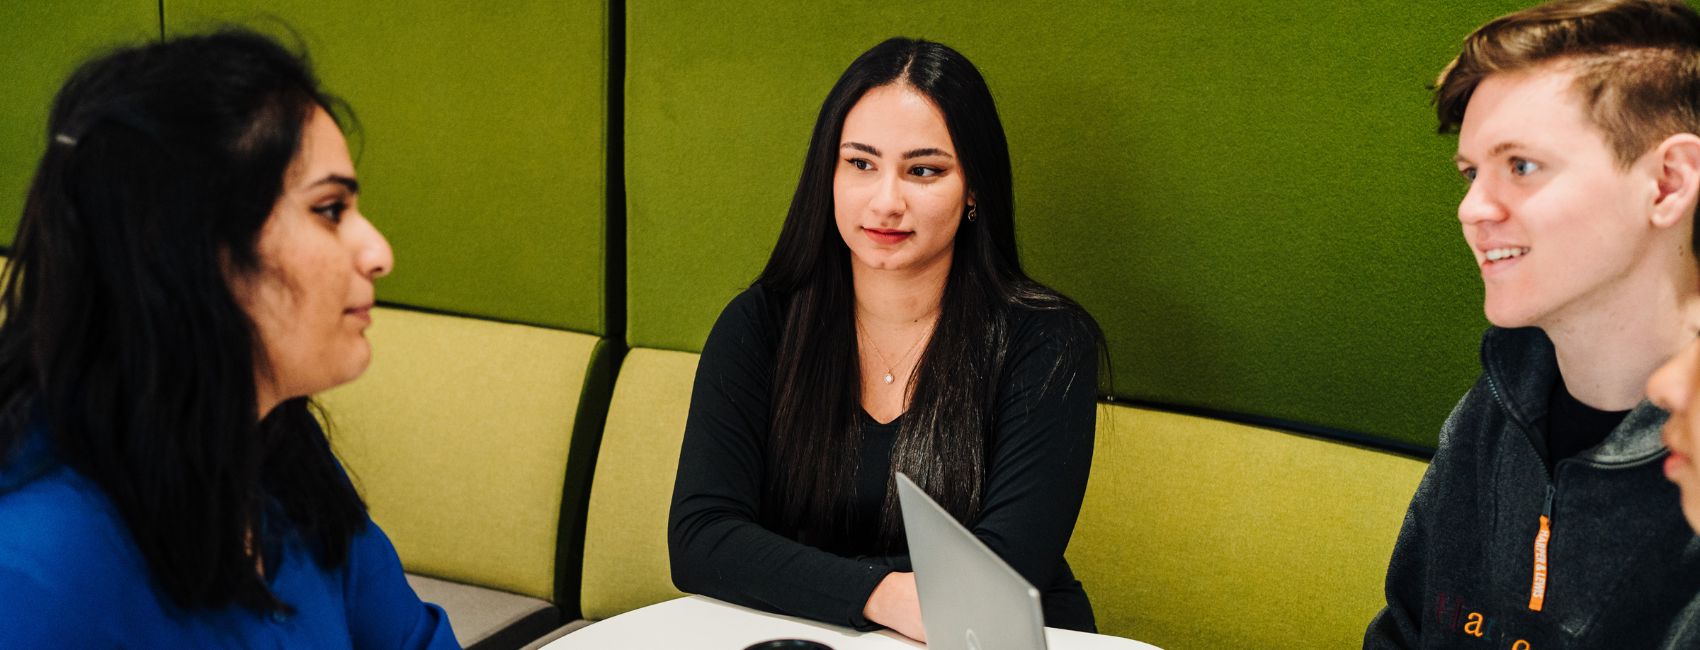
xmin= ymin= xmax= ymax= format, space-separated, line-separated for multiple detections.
xmin=895 ymin=472 xmax=1047 ymax=650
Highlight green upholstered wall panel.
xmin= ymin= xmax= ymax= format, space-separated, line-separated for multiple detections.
xmin=1069 ymin=405 xmax=1427 ymax=648
xmin=318 ymin=307 xmax=602 ymax=602
xmin=165 ymin=0 xmax=611 ymax=334
xmin=0 ymin=3 xmax=158 ymax=246
xmin=625 ymin=1 xmax=1536 ymax=448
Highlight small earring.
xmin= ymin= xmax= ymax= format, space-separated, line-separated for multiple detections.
xmin=967 ymin=205 xmax=977 ymax=222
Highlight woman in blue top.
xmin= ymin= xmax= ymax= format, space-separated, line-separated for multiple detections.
xmin=0 ymin=30 xmax=456 ymax=647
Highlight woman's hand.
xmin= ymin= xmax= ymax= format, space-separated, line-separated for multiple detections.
xmin=863 ymin=571 xmax=926 ymax=642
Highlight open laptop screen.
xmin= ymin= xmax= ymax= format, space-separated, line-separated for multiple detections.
xmin=895 ymin=472 xmax=1048 ymax=650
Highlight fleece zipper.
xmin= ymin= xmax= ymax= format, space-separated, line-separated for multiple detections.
xmin=1524 ymin=452 xmax=1664 ymax=615
xmin=1530 ymin=484 xmax=1554 ymax=612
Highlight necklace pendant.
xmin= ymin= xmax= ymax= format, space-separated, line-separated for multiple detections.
xmin=882 ymin=372 xmax=895 ymax=384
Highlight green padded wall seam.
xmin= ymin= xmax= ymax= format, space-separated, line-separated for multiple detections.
xmin=1118 ymin=397 xmax=1435 ymax=461
xmin=372 ymin=299 xmax=598 ymax=338
xmin=553 ymin=337 xmax=626 ymax=614
xmin=605 ymin=0 xmax=627 ymax=343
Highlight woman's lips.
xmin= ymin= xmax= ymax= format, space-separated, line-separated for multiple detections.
xmin=346 ymin=306 xmax=372 ymax=326
xmin=1668 ymin=450 xmax=1691 ymax=480
xmin=863 ymin=227 xmax=912 ymax=245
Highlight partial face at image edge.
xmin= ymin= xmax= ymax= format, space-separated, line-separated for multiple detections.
xmin=1649 ymin=331 xmax=1700 ymax=533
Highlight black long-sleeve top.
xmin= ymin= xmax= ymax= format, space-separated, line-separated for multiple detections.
xmin=668 ymin=285 xmax=1098 ymax=632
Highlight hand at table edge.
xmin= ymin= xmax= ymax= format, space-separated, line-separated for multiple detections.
xmin=862 ymin=572 xmax=926 ymax=643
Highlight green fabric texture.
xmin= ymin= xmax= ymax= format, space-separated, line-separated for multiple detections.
xmin=579 ymin=347 xmax=695 ymax=620
xmin=317 ymin=307 xmax=601 ymax=603
xmin=623 ymin=1 xmax=1538 ymax=448
xmin=0 ymin=3 xmax=158 ymax=245
xmin=165 ymin=0 xmax=612 ymax=334
xmin=1068 ymin=404 xmax=1426 ymax=649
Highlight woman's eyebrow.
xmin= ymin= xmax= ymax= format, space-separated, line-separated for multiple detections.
xmin=902 ymin=147 xmax=952 ymax=160
xmin=305 ymin=174 xmax=360 ymax=194
xmin=841 ymin=142 xmax=880 ymax=156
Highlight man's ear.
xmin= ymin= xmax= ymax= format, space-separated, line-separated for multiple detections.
xmin=1652 ymin=133 xmax=1700 ymax=229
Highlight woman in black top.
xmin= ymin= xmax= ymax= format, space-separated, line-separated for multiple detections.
xmin=668 ymin=37 xmax=1102 ymax=642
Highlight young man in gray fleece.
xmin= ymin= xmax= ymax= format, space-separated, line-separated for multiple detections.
xmin=1365 ymin=1 xmax=1700 ymax=647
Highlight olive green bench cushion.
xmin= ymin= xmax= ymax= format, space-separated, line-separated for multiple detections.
xmin=1068 ymin=404 xmax=1426 ymax=649
xmin=578 ymin=347 xmax=696 ymax=620
xmin=572 ymin=349 xmax=1430 ymax=649
xmin=318 ymin=306 xmax=604 ymax=604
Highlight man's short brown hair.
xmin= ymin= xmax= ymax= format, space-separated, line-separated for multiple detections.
xmin=1437 ymin=0 xmax=1700 ymax=168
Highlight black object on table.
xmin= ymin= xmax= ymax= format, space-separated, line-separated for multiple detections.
xmin=743 ymin=640 xmax=834 ymax=650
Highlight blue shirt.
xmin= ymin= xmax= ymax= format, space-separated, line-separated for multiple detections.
xmin=0 ymin=425 xmax=458 ymax=648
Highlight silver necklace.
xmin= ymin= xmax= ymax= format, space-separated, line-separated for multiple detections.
xmin=857 ymin=315 xmax=936 ymax=385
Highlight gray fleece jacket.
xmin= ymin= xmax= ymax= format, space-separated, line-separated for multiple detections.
xmin=1364 ymin=327 xmax=1700 ymax=649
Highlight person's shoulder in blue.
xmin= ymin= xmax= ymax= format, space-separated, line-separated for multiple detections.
xmin=0 ymin=424 xmax=456 ymax=649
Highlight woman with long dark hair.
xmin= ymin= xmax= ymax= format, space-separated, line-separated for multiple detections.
xmin=0 ymin=30 xmax=455 ymax=647
xmin=669 ymin=37 xmax=1102 ymax=641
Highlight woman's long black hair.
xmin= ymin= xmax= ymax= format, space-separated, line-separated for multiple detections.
xmin=0 ymin=29 xmax=367 ymax=612
xmin=756 ymin=37 xmax=1103 ymax=549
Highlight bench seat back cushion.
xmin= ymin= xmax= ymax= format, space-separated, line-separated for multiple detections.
xmin=579 ymin=347 xmax=697 ymax=619
xmin=319 ymin=307 xmax=602 ymax=602
xmin=1068 ymin=405 xmax=1426 ymax=649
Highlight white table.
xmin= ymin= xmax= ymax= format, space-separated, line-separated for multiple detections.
xmin=543 ymin=596 xmax=1160 ymax=649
